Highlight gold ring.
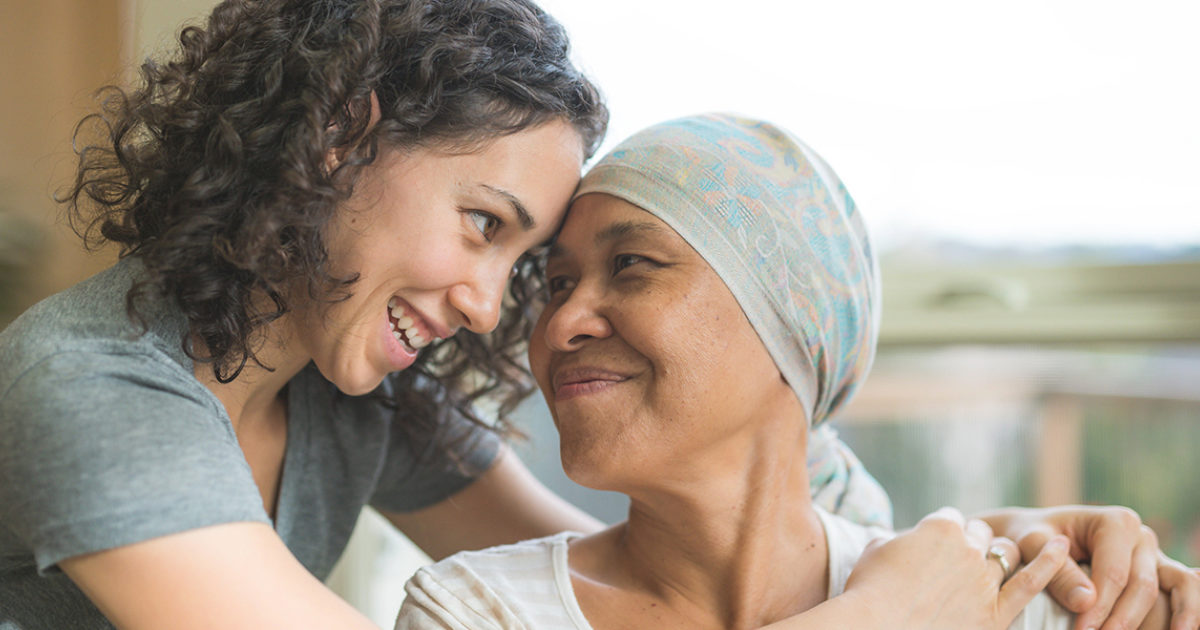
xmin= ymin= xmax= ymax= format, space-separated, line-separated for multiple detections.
xmin=987 ymin=545 xmax=1011 ymax=576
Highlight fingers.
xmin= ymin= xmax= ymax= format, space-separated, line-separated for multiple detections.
xmin=1158 ymin=554 xmax=1200 ymax=630
xmin=1019 ymin=525 xmax=1098 ymax=613
xmin=921 ymin=506 xmax=967 ymax=528
xmin=1096 ymin=530 xmax=1160 ymax=630
xmin=987 ymin=537 xmax=1021 ymax=584
xmin=998 ymin=535 xmax=1071 ymax=624
xmin=1074 ymin=507 xmax=1144 ymax=630
xmin=964 ymin=517 xmax=995 ymax=552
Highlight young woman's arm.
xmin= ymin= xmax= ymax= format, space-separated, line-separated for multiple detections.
xmin=394 ymin=508 xmax=1062 ymax=630
xmin=61 ymin=522 xmax=380 ymax=630
xmin=381 ymin=446 xmax=603 ymax=560
xmin=760 ymin=509 xmax=1071 ymax=630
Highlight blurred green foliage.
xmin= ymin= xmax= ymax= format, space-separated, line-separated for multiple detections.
xmin=1083 ymin=403 xmax=1200 ymax=565
xmin=841 ymin=393 xmax=1199 ymax=566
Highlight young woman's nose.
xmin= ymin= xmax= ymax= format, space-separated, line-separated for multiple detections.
xmin=542 ymin=285 xmax=613 ymax=352
xmin=447 ymin=262 xmax=508 ymax=334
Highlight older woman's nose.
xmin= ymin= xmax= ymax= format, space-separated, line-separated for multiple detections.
xmin=542 ymin=288 xmax=613 ymax=352
xmin=447 ymin=264 xmax=508 ymax=334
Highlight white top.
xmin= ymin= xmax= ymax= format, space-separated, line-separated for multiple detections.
xmin=395 ymin=509 xmax=1072 ymax=629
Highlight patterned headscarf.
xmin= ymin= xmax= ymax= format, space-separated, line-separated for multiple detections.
xmin=574 ymin=113 xmax=892 ymax=528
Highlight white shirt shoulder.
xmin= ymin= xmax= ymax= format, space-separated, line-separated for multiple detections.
xmin=395 ymin=532 xmax=591 ymax=630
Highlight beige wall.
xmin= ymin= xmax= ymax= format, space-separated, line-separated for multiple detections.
xmin=129 ymin=0 xmax=219 ymax=61
xmin=0 ymin=0 xmax=217 ymax=321
xmin=0 ymin=0 xmax=123 ymax=315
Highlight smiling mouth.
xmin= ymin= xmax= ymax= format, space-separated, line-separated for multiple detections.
xmin=553 ymin=368 xmax=630 ymax=401
xmin=387 ymin=297 xmax=435 ymax=352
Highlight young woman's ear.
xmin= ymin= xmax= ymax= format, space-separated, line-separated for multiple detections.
xmin=325 ymin=91 xmax=382 ymax=173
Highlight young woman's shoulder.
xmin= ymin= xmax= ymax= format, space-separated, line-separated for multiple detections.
xmin=0 ymin=257 xmax=266 ymax=576
xmin=0 ymin=257 xmax=192 ymax=384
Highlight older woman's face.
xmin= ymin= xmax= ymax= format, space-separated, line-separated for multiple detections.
xmin=528 ymin=193 xmax=802 ymax=489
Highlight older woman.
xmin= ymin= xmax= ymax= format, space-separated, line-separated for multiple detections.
xmin=394 ymin=114 xmax=1193 ymax=629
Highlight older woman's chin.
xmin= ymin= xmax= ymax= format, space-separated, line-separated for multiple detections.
xmin=556 ymin=432 xmax=639 ymax=493
xmin=558 ymin=441 xmax=614 ymax=489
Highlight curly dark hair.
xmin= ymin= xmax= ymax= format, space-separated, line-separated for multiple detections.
xmin=60 ymin=0 xmax=607 ymax=460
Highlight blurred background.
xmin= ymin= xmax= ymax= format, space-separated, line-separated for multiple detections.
xmin=2 ymin=0 xmax=1197 ymax=625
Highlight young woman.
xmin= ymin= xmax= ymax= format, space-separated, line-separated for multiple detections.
xmin=0 ymin=1 xmax=1192 ymax=628
xmin=0 ymin=1 xmax=605 ymax=627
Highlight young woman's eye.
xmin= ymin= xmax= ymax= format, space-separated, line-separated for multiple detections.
xmin=468 ymin=211 xmax=501 ymax=241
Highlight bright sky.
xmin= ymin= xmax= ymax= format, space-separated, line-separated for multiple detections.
xmin=537 ymin=0 xmax=1200 ymax=251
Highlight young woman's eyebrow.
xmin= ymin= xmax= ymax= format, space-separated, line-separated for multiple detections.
xmin=480 ymin=184 xmax=534 ymax=229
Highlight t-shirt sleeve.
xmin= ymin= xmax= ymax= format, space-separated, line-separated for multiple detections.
xmin=0 ymin=350 xmax=270 ymax=573
xmin=367 ymin=380 xmax=501 ymax=514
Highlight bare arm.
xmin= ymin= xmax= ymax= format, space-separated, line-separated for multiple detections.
xmin=381 ymin=445 xmax=603 ymax=561
xmin=60 ymin=522 xmax=379 ymax=630
xmin=392 ymin=501 xmax=1072 ymax=630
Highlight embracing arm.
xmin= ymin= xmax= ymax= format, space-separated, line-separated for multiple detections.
xmin=760 ymin=509 xmax=1071 ymax=630
xmin=61 ymin=522 xmax=379 ymax=630
xmin=393 ymin=515 xmax=1064 ymax=630
xmin=381 ymin=445 xmax=603 ymax=560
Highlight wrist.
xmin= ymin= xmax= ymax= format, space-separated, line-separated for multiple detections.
xmin=819 ymin=587 xmax=890 ymax=630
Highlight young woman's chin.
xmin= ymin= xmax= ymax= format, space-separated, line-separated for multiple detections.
xmin=322 ymin=350 xmax=416 ymax=397
xmin=325 ymin=367 xmax=388 ymax=397
xmin=324 ymin=315 xmax=421 ymax=395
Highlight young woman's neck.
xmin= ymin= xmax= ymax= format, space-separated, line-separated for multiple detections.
xmin=192 ymin=313 xmax=310 ymax=432
xmin=603 ymin=420 xmax=829 ymax=630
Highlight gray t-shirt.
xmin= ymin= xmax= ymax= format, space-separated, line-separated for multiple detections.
xmin=0 ymin=258 xmax=500 ymax=629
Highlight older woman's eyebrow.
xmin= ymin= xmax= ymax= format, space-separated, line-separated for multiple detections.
xmin=593 ymin=220 xmax=668 ymax=245
xmin=544 ymin=219 xmax=668 ymax=261
xmin=480 ymin=184 xmax=535 ymax=230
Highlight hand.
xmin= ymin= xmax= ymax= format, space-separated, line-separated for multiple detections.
xmin=980 ymin=505 xmax=1200 ymax=630
xmin=1158 ymin=553 xmax=1200 ymax=630
xmin=845 ymin=507 xmax=1070 ymax=630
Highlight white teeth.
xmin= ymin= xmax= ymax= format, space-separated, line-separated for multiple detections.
xmin=388 ymin=298 xmax=439 ymax=351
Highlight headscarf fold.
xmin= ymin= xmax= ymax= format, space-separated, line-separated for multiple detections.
xmin=574 ymin=113 xmax=892 ymax=528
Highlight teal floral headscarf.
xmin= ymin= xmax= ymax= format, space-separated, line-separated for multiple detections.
xmin=574 ymin=113 xmax=892 ymax=528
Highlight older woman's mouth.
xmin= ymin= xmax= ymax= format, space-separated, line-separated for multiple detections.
xmin=552 ymin=367 xmax=631 ymax=401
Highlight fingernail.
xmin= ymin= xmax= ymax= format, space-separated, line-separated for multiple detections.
xmin=1067 ymin=585 xmax=1093 ymax=609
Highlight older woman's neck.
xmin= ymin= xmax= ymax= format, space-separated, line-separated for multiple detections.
xmin=612 ymin=425 xmax=828 ymax=629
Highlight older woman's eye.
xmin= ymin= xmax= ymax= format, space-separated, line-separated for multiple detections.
xmin=546 ymin=275 xmax=575 ymax=295
xmin=613 ymin=254 xmax=647 ymax=274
